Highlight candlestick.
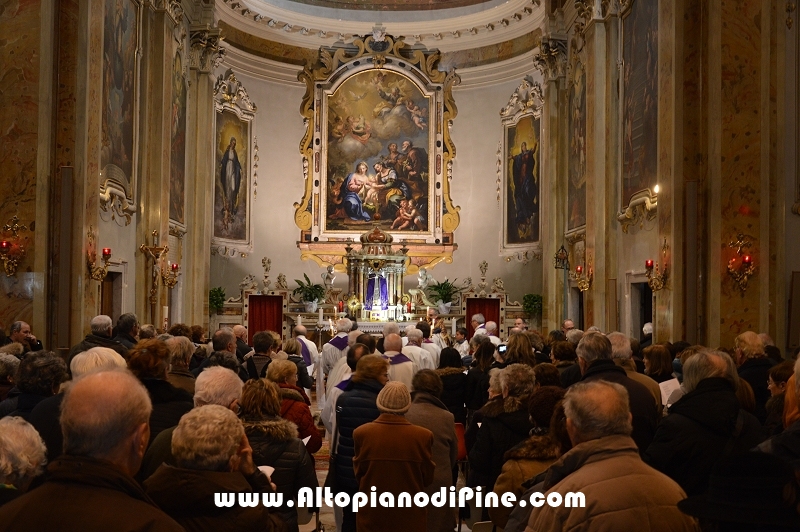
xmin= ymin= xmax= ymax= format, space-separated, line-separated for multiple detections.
xmin=329 ymin=318 xmax=333 ymax=332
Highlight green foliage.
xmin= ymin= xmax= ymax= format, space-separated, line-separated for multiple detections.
xmin=523 ymin=293 xmax=543 ymax=317
xmin=293 ymin=273 xmax=326 ymax=303
xmin=209 ymin=287 xmax=226 ymax=313
xmin=427 ymin=278 xmax=461 ymax=304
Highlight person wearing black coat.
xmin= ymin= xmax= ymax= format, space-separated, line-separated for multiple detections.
xmin=436 ymin=347 xmax=467 ymax=424
xmin=644 ymin=356 xmax=765 ymax=496
xmin=737 ymin=354 xmax=777 ymax=424
xmin=244 ymin=417 xmax=317 ymax=531
xmin=467 ymin=364 xmax=536 ymax=490
xmin=333 ymin=355 xmax=388 ymax=532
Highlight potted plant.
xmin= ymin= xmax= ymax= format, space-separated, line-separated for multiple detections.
xmin=209 ymin=287 xmax=226 ymax=315
xmin=293 ymin=273 xmax=326 ymax=312
xmin=427 ymin=278 xmax=461 ymax=315
xmin=522 ymin=293 xmax=543 ymax=327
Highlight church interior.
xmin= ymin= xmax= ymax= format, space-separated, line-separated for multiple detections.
xmin=2 ymin=0 xmax=799 ymax=352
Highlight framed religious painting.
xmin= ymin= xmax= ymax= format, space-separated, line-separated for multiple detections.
xmin=498 ymin=75 xmax=544 ymax=263
xmin=169 ymin=50 xmax=188 ymax=227
xmin=617 ymin=0 xmax=659 ymax=233
xmin=211 ymin=69 xmax=258 ymax=257
xmin=294 ymin=34 xmax=461 ymax=273
xmin=99 ymin=0 xmax=142 ymax=226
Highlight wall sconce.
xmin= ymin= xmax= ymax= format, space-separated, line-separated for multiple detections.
xmin=645 ymin=239 xmax=669 ymax=292
xmin=162 ymin=261 xmax=180 ymax=289
xmin=0 ymin=216 xmax=28 ymax=277
xmin=570 ymin=263 xmax=593 ymax=292
xmin=727 ymin=233 xmax=756 ymax=294
xmin=86 ymin=226 xmax=112 ymax=281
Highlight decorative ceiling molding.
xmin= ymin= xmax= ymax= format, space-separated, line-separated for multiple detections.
xmin=215 ymin=0 xmax=545 ymax=52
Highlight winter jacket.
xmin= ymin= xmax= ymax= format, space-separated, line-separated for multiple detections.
xmin=353 ymin=413 xmax=435 ymax=532
xmin=145 ymin=464 xmax=285 ymax=532
xmin=277 ymin=384 xmax=322 ymax=454
xmin=526 ymin=435 xmax=699 ymax=532
xmin=738 ymin=356 xmax=777 ymax=424
xmin=333 ymin=378 xmax=384 ymax=494
xmin=468 ymin=395 xmax=534 ymax=489
xmin=68 ymin=334 xmax=128 ymax=365
xmin=139 ymin=378 xmax=194 ymax=445
xmin=756 ymin=417 xmax=800 ymax=468
xmin=464 ymin=365 xmax=490 ymax=411
xmin=244 ymin=416 xmax=319 ymax=531
xmin=581 ymin=359 xmax=659 ymax=453
xmin=435 ymin=367 xmax=467 ymax=424
xmin=643 ymin=377 xmax=764 ymax=496
xmin=405 ymin=393 xmax=459 ymax=532
xmin=0 ymin=455 xmax=183 ymax=532
xmin=488 ymin=436 xmax=560 ymax=529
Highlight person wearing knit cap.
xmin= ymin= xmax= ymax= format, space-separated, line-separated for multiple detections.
xmin=353 ymin=382 xmax=435 ymax=532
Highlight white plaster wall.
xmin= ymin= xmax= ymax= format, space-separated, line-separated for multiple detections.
xmin=209 ymin=66 xmax=544 ymax=304
xmin=99 ymin=215 xmax=138 ymax=317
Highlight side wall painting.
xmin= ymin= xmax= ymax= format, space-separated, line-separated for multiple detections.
xmin=568 ymin=61 xmax=587 ymax=231
xmin=212 ymin=70 xmax=257 ymax=257
xmin=499 ymin=75 xmax=543 ymax=263
xmin=621 ymin=0 xmax=658 ymax=207
xmin=169 ymin=53 xmax=187 ymax=225
xmin=325 ymin=70 xmax=431 ymax=233
xmin=100 ymin=0 xmax=141 ymax=224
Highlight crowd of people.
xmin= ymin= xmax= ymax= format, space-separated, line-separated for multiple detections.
xmin=0 ymin=312 xmax=799 ymax=531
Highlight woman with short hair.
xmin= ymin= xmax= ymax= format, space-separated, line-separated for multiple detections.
xmin=643 ymin=345 xmax=675 ymax=383
xmin=265 ymin=360 xmax=321 ymax=453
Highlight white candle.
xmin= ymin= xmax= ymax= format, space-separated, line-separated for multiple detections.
xmin=318 ymin=307 xmax=323 ymax=325
xmin=297 ymin=314 xmax=302 ymax=326
xmin=451 ymin=318 xmax=457 ymax=337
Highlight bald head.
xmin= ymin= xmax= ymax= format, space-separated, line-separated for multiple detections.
xmin=384 ymin=333 xmax=402 ymax=353
xmin=294 ymin=325 xmax=308 ymax=337
xmin=61 ymin=370 xmax=152 ymax=475
xmin=232 ymin=325 xmax=247 ymax=340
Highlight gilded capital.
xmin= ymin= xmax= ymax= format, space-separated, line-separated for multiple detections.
xmin=189 ymin=25 xmax=225 ymax=73
xmin=533 ymin=38 xmax=567 ymax=82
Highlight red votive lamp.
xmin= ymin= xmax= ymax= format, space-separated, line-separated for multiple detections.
xmin=171 ymin=262 xmax=179 ymax=271
xmin=742 ymin=255 xmax=752 ymax=265
xmin=338 ymin=300 xmax=344 ymax=312
xmin=645 ymin=259 xmax=654 ymax=269
xmin=576 ymin=265 xmax=583 ymax=274
xmin=407 ymin=302 xmax=412 ymax=313
xmin=0 ymin=241 xmax=8 ymax=252
xmin=102 ymin=248 xmax=111 ymax=260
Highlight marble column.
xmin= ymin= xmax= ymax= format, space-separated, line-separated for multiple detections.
xmin=535 ymin=38 xmax=568 ymax=333
xmin=183 ymin=25 xmax=223 ymax=329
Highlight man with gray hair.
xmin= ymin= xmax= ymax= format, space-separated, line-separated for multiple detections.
xmin=575 ymin=332 xmax=658 ymax=454
xmin=165 ymin=336 xmax=196 ymax=395
xmin=321 ymin=317 xmax=353 ymax=379
xmin=526 ymin=381 xmax=697 ymax=531
xmin=143 ymin=405 xmax=283 ymax=531
xmin=232 ymin=324 xmax=251 ymax=361
xmin=644 ymin=350 xmax=762 ymax=497
xmin=112 ymin=313 xmax=140 ymax=349
xmin=293 ymin=324 xmax=319 ymax=371
xmin=607 ymin=331 xmax=661 ymax=410
xmin=5 ymin=322 xmax=43 ymax=355
xmin=0 ymin=370 xmax=183 ymax=530
xmin=484 ymin=321 xmax=502 ymax=346
xmin=384 ymin=333 xmax=417 ymax=390
xmin=403 ymin=327 xmax=434 ymax=370
xmin=471 ymin=313 xmax=487 ymax=339
xmin=0 ymin=417 xmax=47 ymax=505
xmin=68 ymin=315 xmax=128 ymax=365
xmin=138 ymin=366 xmax=244 ymax=481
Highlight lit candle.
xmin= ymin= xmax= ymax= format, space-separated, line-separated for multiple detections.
xmin=742 ymin=255 xmax=752 ymax=264
xmin=0 ymin=241 xmax=9 ymax=251
xmin=329 ymin=318 xmax=333 ymax=331
xmin=576 ymin=265 xmax=583 ymax=274
xmin=171 ymin=262 xmax=179 ymax=271
xmin=102 ymin=247 xmax=111 ymax=260
xmin=645 ymin=259 xmax=654 ymax=269
xmin=318 ymin=307 xmax=323 ymax=325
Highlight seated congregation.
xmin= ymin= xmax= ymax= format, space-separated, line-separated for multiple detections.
xmin=0 ymin=314 xmax=799 ymax=531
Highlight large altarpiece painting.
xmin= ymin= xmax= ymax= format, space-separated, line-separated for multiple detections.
xmin=295 ymin=35 xmax=461 ymax=273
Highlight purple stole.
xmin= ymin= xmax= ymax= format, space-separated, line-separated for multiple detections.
xmin=298 ymin=338 xmax=312 ymax=366
xmin=382 ymin=353 xmax=413 ymax=365
xmin=328 ymin=334 xmax=349 ymax=351
xmin=335 ymin=376 xmax=353 ymax=391
xmin=423 ymin=339 xmax=433 ymax=344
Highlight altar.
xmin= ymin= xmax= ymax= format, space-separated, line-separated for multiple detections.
xmin=344 ymin=226 xmax=409 ymax=322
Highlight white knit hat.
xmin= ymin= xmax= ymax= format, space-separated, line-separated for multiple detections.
xmin=376 ymin=381 xmax=411 ymax=414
